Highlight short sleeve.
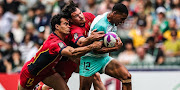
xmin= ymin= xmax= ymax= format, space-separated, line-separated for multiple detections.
xmin=88 ymin=13 xmax=95 ymax=21
xmin=93 ymin=24 xmax=105 ymax=32
xmin=83 ymin=12 xmax=95 ymax=22
xmin=49 ymin=41 xmax=67 ymax=55
xmin=70 ymin=27 xmax=85 ymax=44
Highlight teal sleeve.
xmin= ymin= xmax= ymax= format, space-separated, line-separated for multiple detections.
xmin=92 ymin=24 xmax=106 ymax=41
xmin=92 ymin=23 xmax=106 ymax=33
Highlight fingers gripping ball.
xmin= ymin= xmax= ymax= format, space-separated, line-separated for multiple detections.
xmin=104 ymin=32 xmax=118 ymax=47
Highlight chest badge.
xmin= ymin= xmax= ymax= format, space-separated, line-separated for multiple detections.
xmin=58 ymin=42 xmax=65 ymax=48
xmin=74 ymin=33 xmax=78 ymax=40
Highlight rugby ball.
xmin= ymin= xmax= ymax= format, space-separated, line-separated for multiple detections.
xmin=104 ymin=32 xmax=118 ymax=47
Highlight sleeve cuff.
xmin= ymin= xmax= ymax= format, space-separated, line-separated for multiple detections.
xmin=75 ymin=36 xmax=85 ymax=45
xmin=59 ymin=46 xmax=67 ymax=55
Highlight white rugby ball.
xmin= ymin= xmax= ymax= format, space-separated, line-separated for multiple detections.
xmin=104 ymin=32 xmax=118 ymax=47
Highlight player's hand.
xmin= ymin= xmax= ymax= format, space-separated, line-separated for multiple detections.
xmin=115 ymin=37 xmax=123 ymax=49
xmin=90 ymin=41 xmax=103 ymax=50
xmin=91 ymin=29 xmax=105 ymax=41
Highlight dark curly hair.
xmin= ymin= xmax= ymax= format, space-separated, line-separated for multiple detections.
xmin=112 ymin=3 xmax=128 ymax=15
xmin=62 ymin=1 xmax=78 ymax=18
xmin=50 ymin=14 xmax=68 ymax=32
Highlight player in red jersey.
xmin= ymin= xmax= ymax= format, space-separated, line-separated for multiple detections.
xmin=18 ymin=14 xmax=102 ymax=90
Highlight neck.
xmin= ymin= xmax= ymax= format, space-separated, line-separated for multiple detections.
xmin=54 ymin=30 xmax=65 ymax=41
xmin=107 ymin=12 xmax=113 ymax=25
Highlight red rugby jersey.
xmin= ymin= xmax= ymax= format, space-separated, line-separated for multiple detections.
xmin=27 ymin=32 xmax=67 ymax=76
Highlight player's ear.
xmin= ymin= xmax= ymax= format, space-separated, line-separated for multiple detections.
xmin=55 ymin=24 xmax=59 ymax=30
xmin=112 ymin=11 xmax=116 ymax=14
xmin=110 ymin=11 xmax=116 ymax=17
xmin=113 ymin=11 xmax=121 ymax=15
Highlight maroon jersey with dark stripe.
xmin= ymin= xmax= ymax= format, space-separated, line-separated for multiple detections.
xmin=27 ymin=32 xmax=67 ymax=76
xmin=69 ymin=12 xmax=95 ymax=47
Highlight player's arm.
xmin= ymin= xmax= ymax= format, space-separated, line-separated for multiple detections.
xmin=61 ymin=41 xmax=103 ymax=58
xmin=76 ymin=29 xmax=105 ymax=47
xmin=93 ymin=37 xmax=123 ymax=54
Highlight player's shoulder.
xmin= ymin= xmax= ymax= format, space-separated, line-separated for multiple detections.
xmin=83 ymin=12 xmax=94 ymax=16
xmin=47 ymin=33 xmax=64 ymax=45
xmin=48 ymin=33 xmax=62 ymax=41
xmin=83 ymin=12 xmax=95 ymax=20
xmin=49 ymin=40 xmax=66 ymax=51
xmin=47 ymin=33 xmax=59 ymax=39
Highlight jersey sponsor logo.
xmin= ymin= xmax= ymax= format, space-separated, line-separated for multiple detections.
xmin=74 ymin=33 xmax=78 ymax=40
xmin=58 ymin=42 xmax=65 ymax=48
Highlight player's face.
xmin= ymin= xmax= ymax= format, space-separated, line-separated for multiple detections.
xmin=70 ymin=8 xmax=86 ymax=27
xmin=58 ymin=18 xmax=70 ymax=35
xmin=112 ymin=12 xmax=128 ymax=26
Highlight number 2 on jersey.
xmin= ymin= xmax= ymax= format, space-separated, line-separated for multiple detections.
xmin=84 ymin=62 xmax=90 ymax=70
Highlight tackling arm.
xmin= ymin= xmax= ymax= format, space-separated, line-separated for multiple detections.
xmin=61 ymin=41 xmax=102 ymax=58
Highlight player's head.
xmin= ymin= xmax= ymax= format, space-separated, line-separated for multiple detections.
xmin=109 ymin=3 xmax=128 ymax=26
xmin=62 ymin=1 xmax=86 ymax=27
xmin=51 ymin=14 xmax=70 ymax=35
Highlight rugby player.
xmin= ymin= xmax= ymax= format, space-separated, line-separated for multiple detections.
xmin=79 ymin=3 xmax=132 ymax=90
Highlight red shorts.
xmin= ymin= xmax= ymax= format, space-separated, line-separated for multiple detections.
xmin=55 ymin=60 xmax=77 ymax=80
xmin=19 ymin=61 xmax=56 ymax=89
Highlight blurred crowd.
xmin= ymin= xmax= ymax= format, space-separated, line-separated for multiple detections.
xmin=0 ymin=0 xmax=179 ymax=73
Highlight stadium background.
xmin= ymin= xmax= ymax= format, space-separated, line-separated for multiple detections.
xmin=0 ymin=0 xmax=180 ymax=90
